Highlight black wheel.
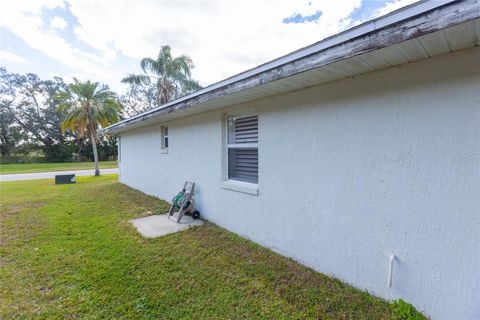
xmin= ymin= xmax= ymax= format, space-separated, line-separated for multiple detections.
xmin=182 ymin=200 xmax=191 ymax=210
xmin=192 ymin=210 xmax=200 ymax=219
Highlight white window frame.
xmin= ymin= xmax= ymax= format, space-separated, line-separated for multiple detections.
xmin=222 ymin=112 xmax=259 ymax=195
xmin=160 ymin=126 xmax=169 ymax=153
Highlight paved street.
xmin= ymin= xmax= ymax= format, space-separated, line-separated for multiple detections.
xmin=0 ymin=168 xmax=118 ymax=182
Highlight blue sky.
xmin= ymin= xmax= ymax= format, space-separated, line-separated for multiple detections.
xmin=0 ymin=0 xmax=417 ymax=93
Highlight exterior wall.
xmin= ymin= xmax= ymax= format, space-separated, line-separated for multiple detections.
xmin=119 ymin=47 xmax=480 ymax=320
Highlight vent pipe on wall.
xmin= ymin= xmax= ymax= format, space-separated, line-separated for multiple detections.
xmin=388 ymin=253 xmax=396 ymax=288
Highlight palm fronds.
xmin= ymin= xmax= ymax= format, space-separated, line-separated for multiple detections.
xmin=56 ymin=79 xmax=123 ymax=138
xmin=121 ymin=45 xmax=202 ymax=106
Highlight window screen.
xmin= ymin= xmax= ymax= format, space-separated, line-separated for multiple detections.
xmin=227 ymin=114 xmax=258 ymax=183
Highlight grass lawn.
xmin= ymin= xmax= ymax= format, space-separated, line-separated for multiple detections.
xmin=0 ymin=175 xmax=395 ymax=319
xmin=0 ymin=161 xmax=118 ymax=175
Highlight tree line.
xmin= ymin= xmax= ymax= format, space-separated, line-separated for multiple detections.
xmin=0 ymin=45 xmax=201 ymax=165
xmin=0 ymin=68 xmax=118 ymax=163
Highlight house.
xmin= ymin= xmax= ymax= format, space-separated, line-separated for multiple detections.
xmin=103 ymin=1 xmax=480 ymax=319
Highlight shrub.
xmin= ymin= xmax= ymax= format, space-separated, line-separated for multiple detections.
xmin=391 ymin=299 xmax=427 ymax=320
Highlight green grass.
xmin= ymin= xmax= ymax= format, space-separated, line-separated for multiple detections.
xmin=0 ymin=175 xmax=394 ymax=319
xmin=0 ymin=161 xmax=118 ymax=175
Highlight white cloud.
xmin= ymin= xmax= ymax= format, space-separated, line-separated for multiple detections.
xmin=373 ymin=0 xmax=419 ymax=17
xmin=0 ymin=0 xmax=113 ymax=82
xmin=0 ymin=50 xmax=28 ymax=63
xmin=0 ymin=1 xmax=65 ymax=26
xmin=67 ymin=0 xmax=363 ymax=86
xmin=50 ymin=16 xmax=68 ymax=30
xmin=0 ymin=0 xmax=419 ymax=93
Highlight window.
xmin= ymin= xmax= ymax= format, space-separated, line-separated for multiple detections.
xmin=226 ymin=113 xmax=258 ymax=184
xmin=117 ymin=136 xmax=121 ymax=161
xmin=161 ymin=126 xmax=168 ymax=153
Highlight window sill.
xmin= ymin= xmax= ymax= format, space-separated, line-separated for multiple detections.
xmin=222 ymin=180 xmax=258 ymax=195
xmin=160 ymin=149 xmax=169 ymax=154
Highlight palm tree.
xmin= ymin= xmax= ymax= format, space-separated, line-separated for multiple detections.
xmin=56 ymin=79 xmax=122 ymax=176
xmin=121 ymin=45 xmax=202 ymax=106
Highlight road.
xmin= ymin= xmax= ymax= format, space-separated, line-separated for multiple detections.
xmin=0 ymin=168 xmax=118 ymax=182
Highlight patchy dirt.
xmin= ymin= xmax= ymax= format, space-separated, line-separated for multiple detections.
xmin=3 ymin=202 xmax=47 ymax=216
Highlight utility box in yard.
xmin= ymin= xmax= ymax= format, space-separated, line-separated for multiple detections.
xmin=55 ymin=174 xmax=76 ymax=184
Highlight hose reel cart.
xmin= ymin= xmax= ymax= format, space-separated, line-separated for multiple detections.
xmin=168 ymin=181 xmax=201 ymax=223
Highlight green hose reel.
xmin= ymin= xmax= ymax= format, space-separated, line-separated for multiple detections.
xmin=172 ymin=191 xmax=185 ymax=209
xmin=168 ymin=182 xmax=201 ymax=222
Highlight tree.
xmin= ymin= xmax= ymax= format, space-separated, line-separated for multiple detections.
xmin=0 ymin=103 xmax=22 ymax=157
xmin=0 ymin=68 xmax=120 ymax=163
xmin=0 ymin=70 xmax=21 ymax=157
xmin=121 ymin=45 xmax=202 ymax=114
xmin=56 ymin=79 xmax=122 ymax=176
xmin=119 ymin=81 xmax=157 ymax=117
xmin=0 ymin=68 xmax=75 ymax=161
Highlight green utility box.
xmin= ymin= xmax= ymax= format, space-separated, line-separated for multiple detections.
xmin=55 ymin=174 xmax=76 ymax=184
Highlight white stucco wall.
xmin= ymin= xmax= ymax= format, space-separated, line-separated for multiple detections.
xmin=118 ymin=47 xmax=480 ymax=320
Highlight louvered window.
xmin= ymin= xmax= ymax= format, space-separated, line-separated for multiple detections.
xmin=227 ymin=114 xmax=258 ymax=184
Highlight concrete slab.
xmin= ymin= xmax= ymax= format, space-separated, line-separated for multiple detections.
xmin=129 ymin=213 xmax=204 ymax=238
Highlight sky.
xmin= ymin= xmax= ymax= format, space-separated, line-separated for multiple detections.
xmin=0 ymin=0 xmax=418 ymax=93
